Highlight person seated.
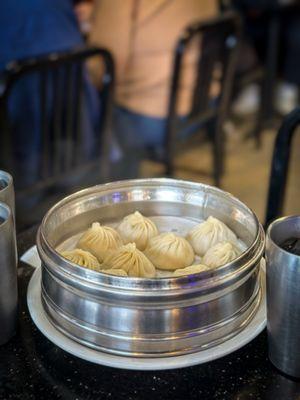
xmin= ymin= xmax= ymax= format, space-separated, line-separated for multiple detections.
xmin=0 ymin=0 xmax=99 ymax=190
xmin=89 ymin=0 xmax=218 ymax=178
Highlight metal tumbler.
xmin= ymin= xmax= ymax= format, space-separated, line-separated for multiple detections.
xmin=0 ymin=170 xmax=15 ymax=219
xmin=0 ymin=201 xmax=18 ymax=345
xmin=266 ymin=215 xmax=300 ymax=377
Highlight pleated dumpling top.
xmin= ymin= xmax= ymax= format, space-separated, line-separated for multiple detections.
xmin=186 ymin=216 xmax=237 ymax=256
xmin=117 ymin=211 xmax=158 ymax=250
xmin=202 ymin=241 xmax=240 ymax=268
xmin=101 ymin=243 xmax=156 ymax=278
xmin=145 ymin=233 xmax=194 ymax=270
xmin=77 ymin=222 xmax=123 ymax=262
xmin=61 ymin=249 xmax=101 ymax=271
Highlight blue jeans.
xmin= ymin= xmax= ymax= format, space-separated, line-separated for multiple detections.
xmin=112 ymin=106 xmax=203 ymax=179
xmin=112 ymin=106 xmax=166 ymax=179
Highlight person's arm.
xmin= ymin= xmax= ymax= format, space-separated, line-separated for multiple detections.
xmin=74 ymin=0 xmax=94 ymax=36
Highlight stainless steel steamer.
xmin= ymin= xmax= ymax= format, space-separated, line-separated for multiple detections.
xmin=37 ymin=179 xmax=265 ymax=357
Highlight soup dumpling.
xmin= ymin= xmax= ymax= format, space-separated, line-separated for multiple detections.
xmin=100 ymin=268 xmax=128 ymax=277
xmin=186 ymin=216 xmax=237 ymax=256
xmin=61 ymin=249 xmax=101 ymax=271
xmin=202 ymin=241 xmax=240 ymax=268
xmin=101 ymin=243 xmax=156 ymax=278
xmin=117 ymin=211 xmax=158 ymax=250
xmin=77 ymin=222 xmax=123 ymax=262
xmin=145 ymin=233 xmax=194 ymax=270
xmin=173 ymin=264 xmax=210 ymax=277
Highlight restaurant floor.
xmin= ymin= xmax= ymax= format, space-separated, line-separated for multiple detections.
xmin=141 ymin=122 xmax=300 ymax=224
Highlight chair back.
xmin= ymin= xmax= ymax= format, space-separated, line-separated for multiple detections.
xmin=164 ymin=12 xmax=241 ymax=178
xmin=265 ymin=107 xmax=300 ymax=226
xmin=0 ymin=47 xmax=114 ymax=196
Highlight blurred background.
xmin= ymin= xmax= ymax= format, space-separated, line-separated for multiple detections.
xmin=1 ymin=0 xmax=300 ymax=231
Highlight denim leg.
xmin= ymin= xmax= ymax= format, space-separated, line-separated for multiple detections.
xmin=112 ymin=106 xmax=166 ymax=179
xmin=8 ymin=74 xmax=43 ymax=189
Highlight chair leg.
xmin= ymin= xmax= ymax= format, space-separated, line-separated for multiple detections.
xmin=208 ymin=118 xmax=224 ymax=187
xmin=164 ymin=157 xmax=174 ymax=177
xmin=213 ymin=133 xmax=223 ymax=188
xmin=164 ymin=123 xmax=175 ymax=177
xmin=249 ymin=12 xmax=280 ymax=149
xmin=253 ymin=113 xmax=263 ymax=149
xmin=243 ymin=79 xmax=263 ymax=148
xmin=265 ymin=107 xmax=300 ymax=226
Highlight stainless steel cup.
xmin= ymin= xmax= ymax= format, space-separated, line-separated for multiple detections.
xmin=0 ymin=201 xmax=18 ymax=345
xmin=266 ymin=215 xmax=300 ymax=377
xmin=0 ymin=170 xmax=15 ymax=219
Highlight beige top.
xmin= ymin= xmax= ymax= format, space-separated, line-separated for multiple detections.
xmin=89 ymin=0 xmax=217 ymax=117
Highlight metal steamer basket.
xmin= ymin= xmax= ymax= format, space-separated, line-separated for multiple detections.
xmin=37 ymin=179 xmax=265 ymax=358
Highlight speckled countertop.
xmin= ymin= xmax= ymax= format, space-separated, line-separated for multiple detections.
xmin=1 ymin=226 xmax=300 ymax=400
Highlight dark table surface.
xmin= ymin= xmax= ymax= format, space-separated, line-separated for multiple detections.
xmin=1 ymin=226 xmax=300 ymax=400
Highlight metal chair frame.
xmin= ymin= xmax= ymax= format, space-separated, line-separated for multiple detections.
xmin=163 ymin=12 xmax=241 ymax=186
xmin=221 ymin=1 xmax=292 ymax=148
xmin=0 ymin=46 xmax=114 ymax=197
xmin=265 ymin=107 xmax=300 ymax=226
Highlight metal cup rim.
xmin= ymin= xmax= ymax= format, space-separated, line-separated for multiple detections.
xmin=0 ymin=170 xmax=13 ymax=195
xmin=267 ymin=215 xmax=300 ymax=258
xmin=0 ymin=201 xmax=12 ymax=228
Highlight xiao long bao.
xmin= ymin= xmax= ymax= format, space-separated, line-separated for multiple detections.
xmin=145 ymin=233 xmax=194 ymax=270
xmin=77 ymin=222 xmax=123 ymax=262
xmin=101 ymin=243 xmax=156 ymax=278
xmin=202 ymin=241 xmax=241 ymax=269
xmin=100 ymin=268 xmax=128 ymax=277
xmin=117 ymin=211 xmax=158 ymax=250
xmin=186 ymin=216 xmax=237 ymax=256
xmin=173 ymin=264 xmax=210 ymax=277
xmin=61 ymin=249 xmax=128 ymax=276
xmin=59 ymin=212 xmax=243 ymax=278
xmin=61 ymin=249 xmax=101 ymax=271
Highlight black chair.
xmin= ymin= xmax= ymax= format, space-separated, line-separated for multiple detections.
xmin=0 ymin=46 xmax=114 ymax=198
xmin=265 ymin=107 xmax=300 ymax=226
xmin=250 ymin=3 xmax=282 ymax=147
xmin=163 ymin=12 xmax=241 ymax=187
xmin=222 ymin=1 xmax=291 ymax=148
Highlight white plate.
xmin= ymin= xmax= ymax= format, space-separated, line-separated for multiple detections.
xmin=25 ymin=245 xmax=266 ymax=371
xmin=21 ymin=245 xmax=40 ymax=268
